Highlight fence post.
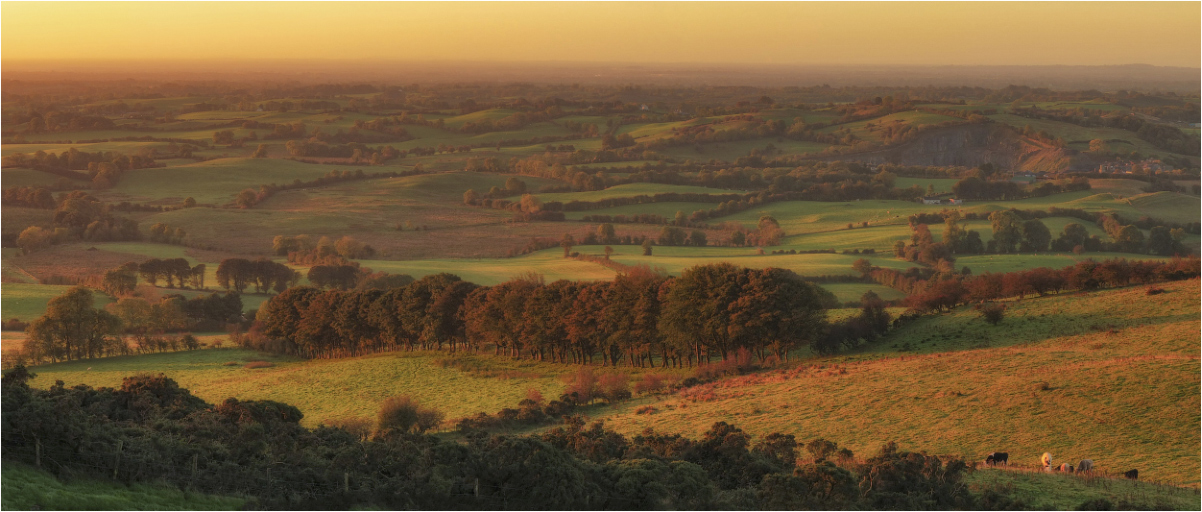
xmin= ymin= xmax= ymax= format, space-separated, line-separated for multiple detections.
xmin=35 ymin=438 xmax=41 ymax=469
xmin=474 ymin=478 xmax=479 ymax=499
xmin=344 ymin=472 xmax=350 ymax=493
xmin=113 ymin=440 xmax=123 ymax=479
xmin=191 ymin=453 xmax=199 ymax=487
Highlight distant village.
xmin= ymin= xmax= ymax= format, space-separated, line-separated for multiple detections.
xmin=1095 ymin=158 xmax=1172 ymax=175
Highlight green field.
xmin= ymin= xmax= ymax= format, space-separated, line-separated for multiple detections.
xmin=534 ymin=183 xmax=746 ymax=203
xmin=966 ymin=468 xmax=1200 ymax=510
xmin=360 ymin=249 xmax=619 ymax=285
xmin=817 ymin=282 xmax=907 ymax=303
xmin=1 ymin=283 xmax=113 ymax=322
xmin=97 ymin=157 xmax=375 ymax=205
xmin=563 ymin=201 xmax=722 ymax=220
xmin=953 ymin=252 xmax=1170 ymax=273
xmin=600 ymin=245 xmax=915 ymax=277
xmin=2 ymin=463 xmax=244 ymax=511
xmin=22 ymin=346 xmax=668 ymax=429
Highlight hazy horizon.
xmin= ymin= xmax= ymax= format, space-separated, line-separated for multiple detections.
xmin=3 ymin=2 xmax=1199 ymax=67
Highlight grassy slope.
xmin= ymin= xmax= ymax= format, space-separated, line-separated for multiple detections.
xmin=967 ymin=469 xmax=1200 ymax=510
xmin=24 ymin=347 xmax=687 ymax=429
xmin=988 ymin=113 xmax=1171 ymax=156
xmin=360 ymin=250 xmax=619 ymax=285
xmin=589 ymin=279 xmax=1202 ymax=487
xmin=2 ymin=462 xmax=243 ymax=511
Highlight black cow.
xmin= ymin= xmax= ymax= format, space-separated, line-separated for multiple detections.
xmin=1124 ymin=469 xmax=1138 ymax=480
xmin=985 ymin=452 xmax=1009 ymax=466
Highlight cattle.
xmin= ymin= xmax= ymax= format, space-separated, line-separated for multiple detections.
xmin=1076 ymin=459 xmax=1093 ymax=473
xmin=1058 ymin=463 xmax=1074 ymax=472
xmin=985 ymin=452 xmax=1009 ymax=466
xmin=1041 ymin=452 xmax=1053 ymax=470
xmin=1124 ymin=469 xmax=1138 ymax=480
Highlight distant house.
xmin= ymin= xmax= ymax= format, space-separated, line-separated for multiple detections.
xmin=921 ymin=197 xmax=942 ymax=205
xmin=948 ymin=198 xmax=964 ymax=205
xmin=640 ymin=104 xmax=650 ymax=111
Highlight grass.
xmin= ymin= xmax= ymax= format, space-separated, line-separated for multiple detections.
xmin=136 ymin=171 xmax=569 ymax=258
xmin=359 ymin=249 xmax=618 ymax=285
xmin=966 ymin=468 xmax=1200 ymax=510
xmin=96 ymin=157 xmax=366 ymax=205
xmin=534 ymin=183 xmax=747 ymax=203
xmin=0 ymin=167 xmax=64 ymax=188
xmin=1 ymin=462 xmax=244 ymax=511
xmin=953 ymin=252 xmax=1170 ymax=274
xmin=23 ymin=346 xmax=685 ymax=430
xmin=586 ymin=279 xmax=1202 ymax=487
xmin=818 ymin=282 xmax=906 ymax=303
xmin=599 ymin=244 xmax=916 ymax=277
xmin=563 ymin=201 xmax=722 ymax=220
xmin=1 ymin=283 xmax=113 ymax=322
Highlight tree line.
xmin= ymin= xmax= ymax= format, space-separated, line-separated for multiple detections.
xmin=17 ymin=192 xmax=141 ymax=253
xmin=253 ymin=264 xmax=851 ymax=365
xmin=18 ymin=287 xmax=244 ymax=363
xmin=859 ymin=256 xmax=1200 ymax=313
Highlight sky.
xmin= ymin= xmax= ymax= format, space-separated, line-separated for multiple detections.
xmin=2 ymin=1 xmax=1199 ymax=67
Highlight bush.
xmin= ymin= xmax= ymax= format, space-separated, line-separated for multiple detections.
xmin=633 ymin=373 xmax=674 ymax=395
xmin=561 ymin=366 xmax=598 ymax=404
xmin=806 ymin=438 xmax=838 ymax=461
xmin=597 ymin=373 xmax=631 ymax=403
xmin=377 ymin=395 xmax=444 ymax=434
xmin=976 ymin=302 xmax=1006 ymax=325
xmin=1 ymin=318 xmax=29 ymax=331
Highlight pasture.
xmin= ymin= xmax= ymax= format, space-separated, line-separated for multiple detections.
xmin=22 ymin=346 xmax=679 ymax=430
xmin=534 ymin=183 xmax=747 ymax=203
xmin=587 ymin=279 xmax=1202 ymax=487
xmin=1 ymin=283 xmax=113 ymax=322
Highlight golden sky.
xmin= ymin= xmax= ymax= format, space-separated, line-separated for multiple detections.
xmin=2 ymin=2 xmax=1199 ymax=67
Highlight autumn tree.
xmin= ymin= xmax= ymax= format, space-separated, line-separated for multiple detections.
xmin=25 ymin=287 xmax=122 ymax=362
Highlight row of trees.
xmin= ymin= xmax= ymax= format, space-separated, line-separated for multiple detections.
xmin=19 ymin=286 xmax=244 ymax=363
xmin=254 ymin=264 xmax=838 ymax=365
xmin=136 ymin=258 xmax=206 ymax=289
xmin=16 ymin=192 xmax=142 ymax=253
xmin=859 ymin=257 xmax=1201 ymax=314
xmin=273 ymin=234 xmax=377 ymax=264
xmin=215 ymin=258 xmax=300 ymax=294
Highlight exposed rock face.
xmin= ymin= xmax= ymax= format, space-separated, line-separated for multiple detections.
xmin=828 ymin=123 xmax=1085 ymax=172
